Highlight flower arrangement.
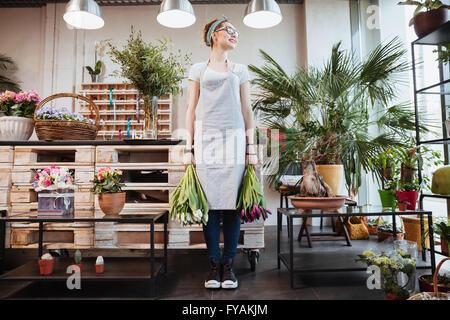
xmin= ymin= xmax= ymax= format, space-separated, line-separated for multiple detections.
xmin=36 ymin=105 xmax=95 ymax=124
xmin=169 ymin=164 xmax=208 ymax=226
xmin=91 ymin=167 xmax=124 ymax=194
xmin=0 ymin=90 xmax=40 ymax=118
xmin=237 ymin=165 xmax=272 ymax=223
xmin=32 ymin=166 xmax=78 ymax=192
xmin=357 ymin=249 xmax=416 ymax=298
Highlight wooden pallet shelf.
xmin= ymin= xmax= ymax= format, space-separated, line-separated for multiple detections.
xmin=79 ymin=83 xmax=172 ymax=140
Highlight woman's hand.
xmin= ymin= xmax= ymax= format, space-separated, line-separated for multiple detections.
xmin=245 ymin=153 xmax=258 ymax=167
xmin=183 ymin=152 xmax=195 ymax=171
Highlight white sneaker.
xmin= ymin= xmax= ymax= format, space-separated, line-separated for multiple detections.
xmin=221 ymin=258 xmax=238 ymax=289
xmin=204 ymin=259 xmax=221 ymax=289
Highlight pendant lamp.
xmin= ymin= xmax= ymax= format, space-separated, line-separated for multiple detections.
xmin=157 ymin=0 xmax=196 ymax=28
xmin=63 ymin=0 xmax=105 ymax=30
xmin=243 ymin=0 xmax=282 ymax=29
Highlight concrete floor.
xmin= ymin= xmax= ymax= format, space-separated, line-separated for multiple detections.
xmin=0 ymin=225 xmax=436 ymax=300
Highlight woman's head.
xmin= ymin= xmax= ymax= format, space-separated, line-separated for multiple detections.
xmin=202 ymin=18 xmax=239 ymax=50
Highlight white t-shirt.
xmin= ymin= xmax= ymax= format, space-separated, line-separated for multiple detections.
xmin=188 ymin=61 xmax=250 ymax=84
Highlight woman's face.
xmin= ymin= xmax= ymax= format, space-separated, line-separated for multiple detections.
xmin=212 ymin=22 xmax=239 ymax=50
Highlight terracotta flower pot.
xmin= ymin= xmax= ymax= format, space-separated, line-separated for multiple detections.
xmin=38 ymin=257 xmax=55 ymax=275
xmin=98 ymin=192 xmax=126 ymax=216
xmin=378 ymin=232 xmax=404 ymax=242
xmin=0 ymin=116 xmax=34 ymax=141
xmin=367 ymin=225 xmax=378 ymax=236
xmin=397 ymin=202 xmax=408 ymax=212
xmin=385 ymin=292 xmax=409 ymax=300
xmin=288 ymin=195 xmax=347 ymax=211
xmin=96 ymin=264 xmax=104 ymax=274
xmin=315 ymin=164 xmax=344 ymax=196
xmin=413 ymin=7 xmax=449 ymax=38
xmin=396 ymin=191 xmax=418 ymax=211
xmin=73 ymin=262 xmax=82 ymax=272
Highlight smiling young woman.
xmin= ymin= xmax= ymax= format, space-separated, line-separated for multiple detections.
xmin=184 ymin=15 xmax=257 ymax=290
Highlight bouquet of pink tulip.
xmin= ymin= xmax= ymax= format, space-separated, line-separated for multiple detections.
xmin=236 ymin=165 xmax=272 ymax=223
xmin=32 ymin=166 xmax=78 ymax=192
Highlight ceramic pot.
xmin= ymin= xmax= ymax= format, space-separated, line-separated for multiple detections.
xmin=396 ymin=191 xmax=418 ymax=211
xmin=315 ymin=164 xmax=344 ymax=195
xmin=413 ymin=8 xmax=449 ymax=38
xmin=98 ymin=192 xmax=126 ymax=215
xmin=442 ymin=239 xmax=449 ymax=256
xmin=0 ymin=116 xmax=34 ymax=141
xmin=419 ymin=275 xmax=450 ymax=293
xmin=385 ymin=292 xmax=409 ymax=300
xmin=378 ymin=190 xmax=396 ymax=208
xmin=378 ymin=232 xmax=405 ymax=242
xmin=288 ymin=195 xmax=347 ymax=211
xmin=96 ymin=264 xmax=104 ymax=274
xmin=73 ymin=262 xmax=82 ymax=272
xmin=38 ymin=257 xmax=55 ymax=275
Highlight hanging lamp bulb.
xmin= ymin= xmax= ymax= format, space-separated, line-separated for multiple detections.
xmin=157 ymin=0 xmax=196 ymax=29
xmin=243 ymin=0 xmax=282 ymax=29
xmin=63 ymin=0 xmax=105 ymax=30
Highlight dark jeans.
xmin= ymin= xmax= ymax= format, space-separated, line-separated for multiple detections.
xmin=203 ymin=209 xmax=241 ymax=261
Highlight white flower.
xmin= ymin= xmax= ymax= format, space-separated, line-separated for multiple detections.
xmin=96 ymin=256 xmax=104 ymax=265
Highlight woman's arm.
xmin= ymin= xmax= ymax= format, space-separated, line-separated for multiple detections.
xmin=240 ymin=81 xmax=258 ymax=166
xmin=184 ymin=79 xmax=200 ymax=169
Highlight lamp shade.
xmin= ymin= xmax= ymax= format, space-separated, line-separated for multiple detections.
xmin=243 ymin=0 xmax=282 ymax=29
xmin=157 ymin=0 xmax=196 ymax=28
xmin=63 ymin=0 xmax=104 ymax=30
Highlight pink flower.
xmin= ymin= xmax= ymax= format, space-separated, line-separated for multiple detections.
xmin=44 ymin=179 xmax=51 ymax=187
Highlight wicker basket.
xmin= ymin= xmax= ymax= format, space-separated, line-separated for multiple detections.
xmin=401 ymin=216 xmax=429 ymax=251
xmin=408 ymin=258 xmax=450 ymax=300
xmin=34 ymin=93 xmax=99 ymax=140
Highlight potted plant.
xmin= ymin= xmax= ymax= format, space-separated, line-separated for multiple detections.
xmin=107 ymin=28 xmax=191 ymax=139
xmin=357 ymin=250 xmax=416 ymax=300
xmin=250 ymin=38 xmax=425 ymax=200
xmin=377 ymin=221 xmax=405 ymax=242
xmin=433 ymin=219 xmax=450 ymax=256
xmin=38 ymin=253 xmax=55 ymax=275
xmin=91 ymin=167 xmax=125 ymax=216
xmin=32 ymin=166 xmax=78 ymax=216
xmin=73 ymin=249 xmax=82 ymax=271
xmin=85 ymin=60 xmax=102 ymax=83
xmin=95 ymin=256 xmax=104 ymax=274
xmin=366 ymin=217 xmax=381 ymax=235
xmin=398 ymin=1 xmax=450 ymax=38
xmin=370 ymin=149 xmax=398 ymax=208
xmin=419 ymin=273 xmax=450 ymax=293
xmin=0 ymin=90 xmax=40 ymax=140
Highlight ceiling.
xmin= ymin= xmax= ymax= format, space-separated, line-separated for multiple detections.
xmin=0 ymin=0 xmax=304 ymax=7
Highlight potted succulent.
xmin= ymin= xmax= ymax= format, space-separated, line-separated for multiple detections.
xmin=0 ymin=90 xmax=40 ymax=140
xmin=107 ymin=28 xmax=191 ymax=139
xmin=398 ymin=1 xmax=450 ymax=38
xmin=357 ymin=250 xmax=416 ymax=300
xmin=95 ymin=256 xmax=104 ymax=274
xmin=250 ymin=39 xmax=424 ymax=200
xmin=38 ymin=253 xmax=55 ymax=275
xmin=73 ymin=249 xmax=82 ymax=271
xmin=91 ymin=167 xmax=125 ymax=216
xmin=377 ymin=221 xmax=405 ymax=242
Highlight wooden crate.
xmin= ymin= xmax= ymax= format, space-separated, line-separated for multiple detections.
xmin=0 ymin=187 xmax=10 ymax=207
xmin=0 ymin=166 xmax=12 ymax=188
xmin=13 ymin=146 xmax=96 ymax=166
xmin=0 ymin=146 xmax=13 ymax=163
xmin=10 ymin=226 xmax=94 ymax=248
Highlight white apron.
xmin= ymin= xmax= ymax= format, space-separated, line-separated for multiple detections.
xmin=194 ymin=59 xmax=246 ymax=210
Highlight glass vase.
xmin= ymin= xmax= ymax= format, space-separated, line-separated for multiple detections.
xmin=143 ymin=95 xmax=158 ymax=139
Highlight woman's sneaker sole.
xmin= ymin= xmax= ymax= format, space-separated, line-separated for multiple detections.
xmin=204 ymin=280 xmax=221 ymax=289
xmin=221 ymin=280 xmax=238 ymax=289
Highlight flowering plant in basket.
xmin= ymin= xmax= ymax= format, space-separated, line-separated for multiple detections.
xmin=36 ymin=105 xmax=95 ymax=124
xmin=236 ymin=165 xmax=272 ymax=223
xmin=32 ymin=166 xmax=78 ymax=192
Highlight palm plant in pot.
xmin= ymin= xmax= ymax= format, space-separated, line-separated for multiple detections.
xmin=91 ymin=167 xmax=125 ymax=216
xmin=250 ymin=38 xmax=424 ymax=200
xmin=0 ymin=90 xmax=40 ymax=140
xmin=398 ymin=1 xmax=450 ymax=38
xmin=107 ymin=28 xmax=191 ymax=139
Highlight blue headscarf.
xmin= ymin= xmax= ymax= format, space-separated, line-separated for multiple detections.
xmin=206 ymin=14 xmax=228 ymax=46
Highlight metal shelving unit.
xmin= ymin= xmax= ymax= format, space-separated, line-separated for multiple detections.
xmin=412 ymin=21 xmax=450 ymax=212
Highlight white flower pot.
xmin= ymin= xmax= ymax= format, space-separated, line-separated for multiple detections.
xmin=0 ymin=116 xmax=34 ymax=141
